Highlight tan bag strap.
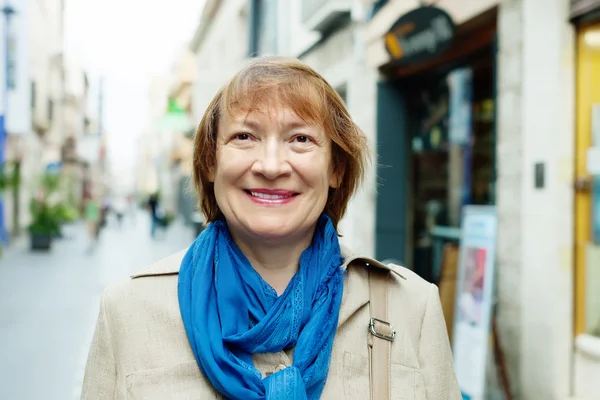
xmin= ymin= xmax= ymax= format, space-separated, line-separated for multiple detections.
xmin=368 ymin=268 xmax=395 ymax=400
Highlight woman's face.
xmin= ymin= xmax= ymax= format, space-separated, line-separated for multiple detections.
xmin=211 ymin=103 xmax=338 ymax=245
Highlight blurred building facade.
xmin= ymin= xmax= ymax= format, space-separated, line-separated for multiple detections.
xmin=181 ymin=0 xmax=600 ymax=398
xmin=61 ymin=60 xmax=92 ymax=209
xmin=134 ymin=130 xmax=159 ymax=199
xmin=2 ymin=0 xmax=35 ymax=240
xmin=166 ymin=50 xmax=196 ymax=224
xmin=0 ymin=0 xmax=107 ymax=246
xmin=136 ymin=49 xmax=197 ymax=221
xmin=189 ymin=0 xmax=249 ymax=120
xmin=136 ymin=76 xmax=169 ymax=201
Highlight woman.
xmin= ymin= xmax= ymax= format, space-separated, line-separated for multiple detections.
xmin=82 ymin=57 xmax=460 ymax=399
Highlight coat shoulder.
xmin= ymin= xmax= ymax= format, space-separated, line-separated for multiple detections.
xmin=131 ymin=248 xmax=188 ymax=278
xmin=100 ymin=249 xmax=187 ymax=306
xmin=344 ymin=249 xmax=433 ymax=297
xmin=387 ymin=263 xmax=433 ymax=292
xmin=343 ymin=252 xmax=435 ymax=326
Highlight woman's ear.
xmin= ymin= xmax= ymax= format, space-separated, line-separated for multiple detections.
xmin=329 ymin=167 xmax=342 ymax=188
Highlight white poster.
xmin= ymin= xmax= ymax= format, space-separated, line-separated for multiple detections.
xmin=452 ymin=206 xmax=497 ymax=400
xmin=447 ymin=67 xmax=473 ymax=145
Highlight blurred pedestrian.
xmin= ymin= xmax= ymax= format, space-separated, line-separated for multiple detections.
xmin=147 ymin=193 xmax=159 ymax=238
xmin=82 ymin=57 xmax=460 ymax=399
xmin=113 ymin=196 xmax=127 ymax=228
xmin=126 ymin=193 xmax=137 ymax=224
xmin=84 ymin=196 xmax=101 ymax=253
xmin=99 ymin=195 xmax=111 ymax=232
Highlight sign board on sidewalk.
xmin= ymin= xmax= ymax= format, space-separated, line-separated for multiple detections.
xmin=452 ymin=206 xmax=498 ymax=400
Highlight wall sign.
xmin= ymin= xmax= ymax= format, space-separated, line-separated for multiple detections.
xmin=384 ymin=6 xmax=455 ymax=66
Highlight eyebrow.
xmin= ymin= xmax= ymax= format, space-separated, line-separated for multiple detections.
xmin=237 ymin=118 xmax=314 ymax=131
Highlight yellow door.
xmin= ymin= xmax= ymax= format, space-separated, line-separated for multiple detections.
xmin=575 ymin=23 xmax=600 ymax=336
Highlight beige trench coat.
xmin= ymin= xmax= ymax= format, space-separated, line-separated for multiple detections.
xmin=81 ymin=246 xmax=461 ymax=399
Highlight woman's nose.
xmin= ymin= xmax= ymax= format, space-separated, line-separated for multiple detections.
xmin=251 ymin=139 xmax=292 ymax=179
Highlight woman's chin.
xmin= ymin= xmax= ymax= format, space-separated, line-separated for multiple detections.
xmin=238 ymin=216 xmax=314 ymax=244
xmin=248 ymin=223 xmax=297 ymax=241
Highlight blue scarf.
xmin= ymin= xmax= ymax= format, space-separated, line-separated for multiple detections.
xmin=178 ymin=214 xmax=344 ymax=400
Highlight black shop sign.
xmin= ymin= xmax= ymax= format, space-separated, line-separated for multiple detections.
xmin=384 ymin=6 xmax=455 ymax=66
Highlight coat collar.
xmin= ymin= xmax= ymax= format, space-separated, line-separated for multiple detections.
xmin=130 ymin=245 xmax=406 ymax=280
xmin=130 ymin=245 xmax=405 ymax=328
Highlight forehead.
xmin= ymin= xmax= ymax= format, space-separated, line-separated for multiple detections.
xmin=220 ymin=75 xmax=327 ymax=127
xmin=223 ymin=103 xmax=317 ymax=128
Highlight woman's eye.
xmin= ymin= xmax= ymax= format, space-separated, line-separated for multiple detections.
xmin=293 ymin=135 xmax=312 ymax=143
xmin=234 ymin=133 xmax=251 ymax=141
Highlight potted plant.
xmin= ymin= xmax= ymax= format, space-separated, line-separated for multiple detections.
xmin=28 ymin=199 xmax=61 ymax=250
xmin=50 ymin=203 xmax=80 ymax=239
xmin=27 ymin=173 xmax=62 ymax=251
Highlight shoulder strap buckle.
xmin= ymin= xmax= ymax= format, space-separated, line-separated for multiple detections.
xmin=368 ymin=267 xmax=393 ymax=399
xmin=369 ymin=317 xmax=396 ymax=341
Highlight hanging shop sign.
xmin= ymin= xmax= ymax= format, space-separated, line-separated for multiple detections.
xmin=384 ymin=6 xmax=456 ymax=66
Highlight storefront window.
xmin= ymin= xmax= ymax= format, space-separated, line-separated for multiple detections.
xmin=407 ymin=51 xmax=495 ymax=282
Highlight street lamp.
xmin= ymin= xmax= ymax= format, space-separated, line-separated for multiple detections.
xmin=0 ymin=2 xmax=15 ymax=245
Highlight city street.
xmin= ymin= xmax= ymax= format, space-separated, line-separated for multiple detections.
xmin=0 ymin=212 xmax=196 ymax=400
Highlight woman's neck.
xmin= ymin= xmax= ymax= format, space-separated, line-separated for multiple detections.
xmin=230 ymin=228 xmax=315 ymax=296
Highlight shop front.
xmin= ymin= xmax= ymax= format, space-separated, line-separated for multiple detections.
xmin=369 ymin=3 xmax=501 ymax=398
xmin=373 ymin=4 xmax=498 ymax=285
xmin=365 ymin=1 xmax=594 ymax=398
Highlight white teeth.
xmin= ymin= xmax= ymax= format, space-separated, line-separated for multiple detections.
xmin=250 ymin=192 xmax=290 ymax=200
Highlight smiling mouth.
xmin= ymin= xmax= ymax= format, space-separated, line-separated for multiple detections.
xmin=244 ymin=190 xmax=299 ymax=200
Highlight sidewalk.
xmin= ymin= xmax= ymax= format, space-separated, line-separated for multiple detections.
xmin=0 ymin=212 xmax=195 ymax=400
